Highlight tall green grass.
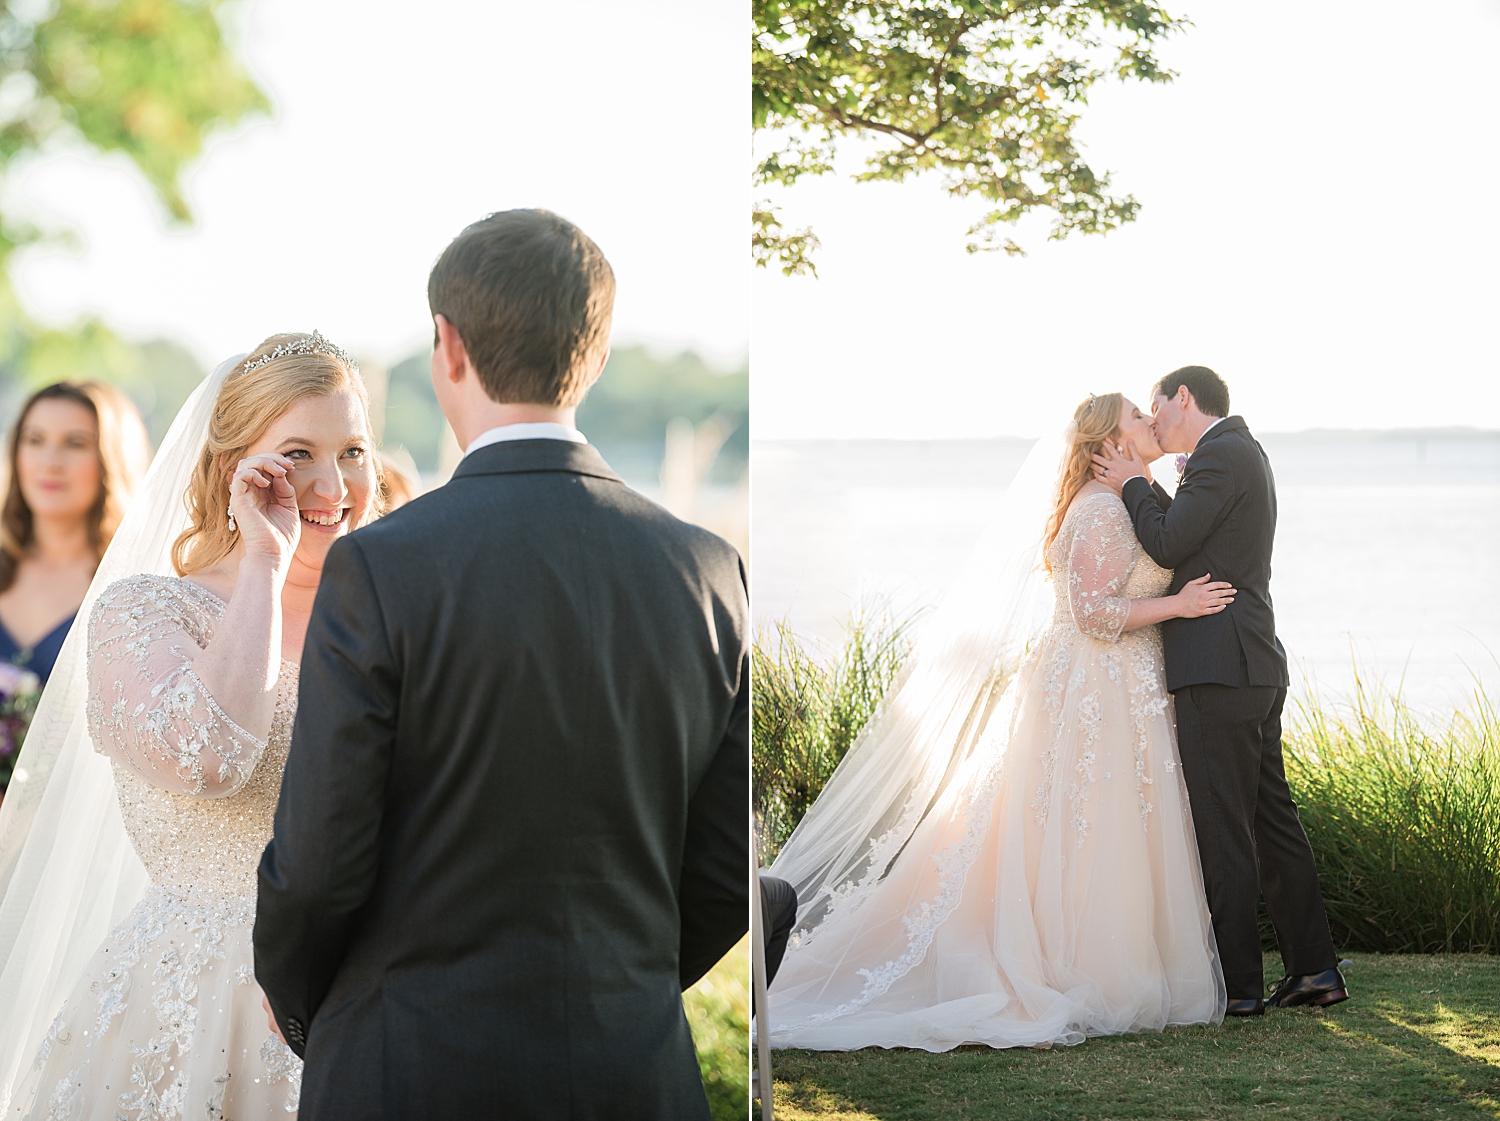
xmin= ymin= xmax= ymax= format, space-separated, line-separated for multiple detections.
xmin=753 ymin=610 xmax=1500 ymax=954
xmin=752 ymin=606 xmax=913 ymax=864
xmin=1283 ymin=678 xmax=1500 ymax=953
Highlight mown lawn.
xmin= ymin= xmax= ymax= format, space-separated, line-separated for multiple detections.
xmin=770 ymin=954 xmax=1500 ymax=1120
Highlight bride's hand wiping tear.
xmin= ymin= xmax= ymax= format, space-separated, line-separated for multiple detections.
xmin=228 ymin=453 xmax=301 ymax=571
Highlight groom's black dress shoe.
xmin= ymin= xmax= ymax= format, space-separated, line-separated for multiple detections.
xmin=1224 ymin=998 xmax=1265 ymax=1017
xmin=1267 ymin=968 xmax=1348 ymax=1009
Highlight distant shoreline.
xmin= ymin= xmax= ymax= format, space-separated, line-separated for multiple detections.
xmin=752 ymin=431 xmax=1500 ymax=488
xmin=754 ymin=427 xmax=1500 ymax=447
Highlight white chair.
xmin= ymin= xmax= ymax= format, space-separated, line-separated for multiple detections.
xmin=750 ymin=839 xmax=773 ymax=1121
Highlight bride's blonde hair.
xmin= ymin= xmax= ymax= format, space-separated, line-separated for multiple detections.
xmin=1042 ymin=392 xmax=1124 ymax=573
xmin=171 ymin=334 xmax=381 ymax=576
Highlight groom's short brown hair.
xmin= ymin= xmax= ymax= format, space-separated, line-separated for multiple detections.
xmin=1153 ymin=365 xmax=1230 ymax=418
xmin=428 ymin=209 xmax=615 ymax=407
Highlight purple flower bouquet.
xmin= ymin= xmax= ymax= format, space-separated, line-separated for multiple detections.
xmin=0 ymin=660 xmax=41 ymax=792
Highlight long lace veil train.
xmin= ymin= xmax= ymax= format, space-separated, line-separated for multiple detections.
xmin=0 ymin=356 xmax=242 ymax=1108
xmin=767 ymin=430 xmax=1065 ymax=945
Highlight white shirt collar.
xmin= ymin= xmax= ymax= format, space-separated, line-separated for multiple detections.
xmin=1191 ymin=416 xmax=1227 ymax=452
xmin=464 ymin=422 xmax=587 ymax=459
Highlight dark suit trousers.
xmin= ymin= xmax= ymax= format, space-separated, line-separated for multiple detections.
xmin=1173 ymin=684 xmax=1337 ymax=999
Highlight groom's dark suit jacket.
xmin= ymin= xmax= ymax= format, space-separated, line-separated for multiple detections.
xmin=1121 ymin=416 xmax=1289 ymax=692
xmin=254 ymin=439 xmax=748 ymax=1120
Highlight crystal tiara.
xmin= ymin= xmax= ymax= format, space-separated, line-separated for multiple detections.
xmin=240 ymin=330 xmax=357 ymax=376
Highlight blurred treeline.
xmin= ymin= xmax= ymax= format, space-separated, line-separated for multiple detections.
xmin=0 ymin=330 xmax=204 ymax=447
xmin=0 ymin=334 xmax=748 ymax=492
xmin=376 ymin=343 xmax=748 ymax=489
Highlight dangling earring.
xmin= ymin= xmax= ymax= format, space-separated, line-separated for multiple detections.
xmin=227 ymin=504 xmax=237 ymax=534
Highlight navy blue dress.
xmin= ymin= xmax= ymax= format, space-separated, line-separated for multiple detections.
xmin=0 ymin=612 xmax=76 ymax=682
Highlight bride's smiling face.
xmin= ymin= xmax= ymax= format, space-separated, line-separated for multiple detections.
xmin=243 ymin=388 xmax=377 ymax=568
xmin=1113 ymin=398 xmax=1164 ymax=463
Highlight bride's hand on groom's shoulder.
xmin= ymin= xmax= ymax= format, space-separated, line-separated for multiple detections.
xmin=1173 ymin=573 xmax=1235 ymax=618
xmin=229 ymin=453 xmax=301 ymax=570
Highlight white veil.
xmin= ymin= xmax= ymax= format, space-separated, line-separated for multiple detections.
xmin=0 ymin=355 xmax=242 ymax=1108
xmin=768 ymin=430 xmax=1067 ymax=942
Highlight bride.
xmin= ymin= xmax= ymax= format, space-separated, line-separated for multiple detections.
xmin=0 ymin=332 xmax=381 ymax=1118
xmin=766 ymin=392 xmax=1234 ymax=1051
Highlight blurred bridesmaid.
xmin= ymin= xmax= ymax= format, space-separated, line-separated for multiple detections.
xmin=0 ymin=381 xmax=149 ymax=687
xmin=378 ymin=447 xmax=421 ymax=509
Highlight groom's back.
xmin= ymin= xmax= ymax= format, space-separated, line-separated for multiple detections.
xmin=1158 ymin=419 xmax=1288 ymax=691
xmin=257 ymin=210 xmax=747 ymax=1119
xmin=301 ymin=439 xmax=746 ymax=1116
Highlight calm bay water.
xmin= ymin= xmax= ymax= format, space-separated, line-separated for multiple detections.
xmin=751 ymin=432 xmax=1500 ymax=714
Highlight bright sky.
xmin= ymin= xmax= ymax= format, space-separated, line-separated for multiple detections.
xmin=752 ymin=0 xmax=1500 ymax=440
xmin=12 ymin=0 xmax=745 ymax=370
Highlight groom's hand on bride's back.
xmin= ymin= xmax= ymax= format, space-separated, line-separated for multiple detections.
xmin=1172 ymin=573 xmax=1236 ymax=618
xmin=261 ymin=991 xmax=286 ymax=1045
xmin=1092 ymin=440 xmax=1149 ymax=495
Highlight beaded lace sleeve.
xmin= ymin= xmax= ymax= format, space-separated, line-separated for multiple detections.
xmin=1066 ymin=494 xmax=1139 ymax=643
xmin=85 ymin=574 xmax=268 ymax=799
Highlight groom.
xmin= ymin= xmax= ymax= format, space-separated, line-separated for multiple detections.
xmin=1094 ymin=366 xmax=1345 ymax=1017
xmin=254 ymin=210 xmax=749 ymax=1118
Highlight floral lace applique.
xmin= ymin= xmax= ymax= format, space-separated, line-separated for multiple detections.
xmin=206 ymin=1072 xmax=232 ymax=1121
xmin=795 ymin=662 xmax=1013 ymax=956
xmin=32 ymin=1016 xmax=71 ymax=1071
xmin=1067 ymin=690 xmax=1103 ymax=849
xmin=781 ymin=720 xmax=1012 ymax=1035
xmin=30 ymin=886 xmax=300 ymax=1120
xmin=86 ymin=575 xmax=267 ymax=799
xmin=44 ymin=1068 xmax=82 ymax=1121
xmin=1099 ymin=649 xmax=1122 ymax=682
xmin=1062 ymin=494 xmax=1138 ymax=643
xmin=1041 ymin=646 xmax=1072 ymax=732
xmin=792 ymin=785 xmax=923 ymax=954
xmin=26 ymin=574 xmax=303 ymax=1121
xmin=260 ymin=1036 xmax=303 ymax=1112
xmin=1030 ymin=745 xmax=1058 ymax=828
xmin=92 ymin=964 xmax=132 ymax=1037
xmin=1031 ymin=646 xmax=1074 ymax=826
xmin=90 ymin=888 xmax=242 ymax=1118
xmin=1126 ymin=638 xmax=1170 ymax=828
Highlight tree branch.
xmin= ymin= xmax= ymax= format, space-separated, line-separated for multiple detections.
xmin=751 ymin=0 xmax=1182 ymax=272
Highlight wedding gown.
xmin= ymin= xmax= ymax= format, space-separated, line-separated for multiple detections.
xmin=767 ymin=490 xmax=1226 ymax=1051
xmin=11 ymin=574 xmax=302 ymax=1120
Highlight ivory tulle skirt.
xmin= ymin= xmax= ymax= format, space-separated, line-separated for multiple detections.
xmin=766 ymin=622 xmax=1227 ymax=1051
xmin=11 ymin=885 xmax=301 ymax=1120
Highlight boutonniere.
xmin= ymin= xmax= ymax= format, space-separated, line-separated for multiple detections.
xmin=1174 ymin=454 xmax=1189 ymax=483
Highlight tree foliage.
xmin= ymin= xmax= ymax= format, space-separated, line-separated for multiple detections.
xmin=753 ymin=0 xmax=1184 ymax=273
xmin=0 ymin=0 xmax=266 ymax=255
xmin=0 ymin=0 xmax=266 ymax=400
